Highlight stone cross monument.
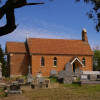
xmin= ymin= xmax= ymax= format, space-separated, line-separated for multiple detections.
xmin=27 ymin=65 xmax=33 ymax=83
xmin=0 ymin=62 xmax=2 ymax=79
xmin=28 ymin=65 xmax=31 ymax=74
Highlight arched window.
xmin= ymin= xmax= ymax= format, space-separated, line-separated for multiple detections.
xmin=41 ymin=57 xmax=45 ymax=66
xmin=53 ymin=57 xmax=57 ymax=66
xmin=82 ymin=58 xmax=85 ymax=66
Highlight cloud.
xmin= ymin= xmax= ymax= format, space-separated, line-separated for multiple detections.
xmin=0 ymin=21 xmax=81 ymax=50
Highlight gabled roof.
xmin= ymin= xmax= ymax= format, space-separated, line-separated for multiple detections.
xmin=6 ymin=38 xmax=94 ymax=55
xmin=28 ymin=38 xmax=94 ymax=55
xmin=6 ymin=42 xmax=27 ymax=53
xmin=69 ymin=57 xmax=84 ymax=67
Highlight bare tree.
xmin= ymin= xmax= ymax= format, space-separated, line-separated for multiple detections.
xmin=0 ymin=0 xmax=44 ymax=36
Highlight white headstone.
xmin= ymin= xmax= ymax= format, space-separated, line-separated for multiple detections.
xmin=81 ymin=75 xmax=88 ymax=80
xmin=83 ymin=71 xmax=100 ymax=75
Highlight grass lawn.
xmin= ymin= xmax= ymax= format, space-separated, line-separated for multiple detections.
xmin=0 ymin=84 xmax=100 ymax=100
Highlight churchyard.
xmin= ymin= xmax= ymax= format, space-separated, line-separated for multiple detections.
xmin=0 ymin=83 xmax=100 ymax=100
xmin=0 ymin=62 xmax=100 ymax=99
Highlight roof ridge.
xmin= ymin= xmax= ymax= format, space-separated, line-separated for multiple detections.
xmin=6 ymin=42 xmax=25 ymax=43
xmin=29 ymin=38 xmax=81 ymax=41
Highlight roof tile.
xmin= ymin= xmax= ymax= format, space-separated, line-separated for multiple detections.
xmin=28 ymin=38 xmax=94 ymax=55
xmin=6 ymin=42 xmax=27 ymax=53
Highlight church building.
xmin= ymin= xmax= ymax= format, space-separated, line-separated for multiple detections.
xmin=6 ymin=29 xmax=94 ymax=77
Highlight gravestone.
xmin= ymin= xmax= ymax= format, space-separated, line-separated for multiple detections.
xmin=10 ymin=85 xmax=20 ymax=90
xmin=65 ymin=62 xmax=73 ymax=75
xmin=63 ymin=75 xmax=73 ymax=84
xmin=89 ymin=74 xmax=97 ymax=81
xmin=80 ymin=75 xmax=88 ymax=80
xmin=27 ymin=65 xmax=33 ymax=83
xmin=97 ymin=75 xmax=100 ymax=78
xmin=8 ymin=84 xmax=22 ymax=94
xmin=44 ymin=79 xmax=50 ymax=84
xmin=32 ymin=79 xmax=38 ymax=84
xmin=36 ymin=71 xmax=42 ymax=78
xmin=71 ymin=76 xmax=77 ymax=82
xmin=75 ymin=68 xmax=82 ymax=77
xmin=96 ymin=75 xmax=100 ymax=81
xmin=58 ymin=70 xmax=66 ymax=79
xmin=27 ymin=73 xmax=33 ymax=83
xmin=50 ymin=70 xmax=57 ymax=77
xmin=12 ymin=81 xmax=19 ymax=85
xmin=38 ymin=77 xmax=44 ymax=84
xmin=83 ymin=71 xmax=100 ymax=75
xmin=80 ymin=74 xmax=90 ymax=84
xmin=80 ymin=74 xmax=89 ymax=81
xmin=0 ymin=62 xmax=2 ymax=79
xmin=63 ymin=62 xmax=74 ymax=84
xmin=18 ymin=79 xmax=24 ymax=84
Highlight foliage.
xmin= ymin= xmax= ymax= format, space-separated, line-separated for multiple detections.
xmin=93 ymin=50 xmax=100 ymax=70
xmin=94 ymin=50 xmax=100 ymax=57
xmin=0 ymin=45 xmax=7 ymax=76
xmin=49 ymin=77 xmax=58 ymax=83
xmin=76 ymin=0 xmax=100 ymax=32
xmin=0 ymin=88 xmax=7 ymax=97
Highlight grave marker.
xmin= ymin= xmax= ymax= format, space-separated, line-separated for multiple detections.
xmin=44 ymin=79 xmax=50 ymax=84
xmin=50 ymin=70 xmax=57 ymax=77
xmin=38 ymin=77 xmax=44 ymax=84
xmin=65 ymin=62 xmax=73 ymax=75
xmin=58 ymin=70 xmax=66 ymax=79
xmin=27 ymin=65 xmax=33 ymax=83
xmin=75 ymin=68 xmax=82 ymax=77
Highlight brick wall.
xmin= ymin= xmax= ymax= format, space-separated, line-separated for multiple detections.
xmin=31 ymin=55 xmax=93 ymax=76
xmin=9 ymin=53 xmax=30 ymax=76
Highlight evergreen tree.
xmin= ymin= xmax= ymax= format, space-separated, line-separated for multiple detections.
xmin=0 ymin=45 xmax=7 ymax=76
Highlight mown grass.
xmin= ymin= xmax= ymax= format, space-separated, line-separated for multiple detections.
xmin=1 ymin=76 xmax=100 ymax=100
xmin=22 ymin=84 xmax=100 ymax=100
xmin=0 ymin=84 xmax=100 ymax=100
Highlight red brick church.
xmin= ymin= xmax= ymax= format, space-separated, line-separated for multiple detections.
xmin=6 ymin=29 xmax=94 ymax=77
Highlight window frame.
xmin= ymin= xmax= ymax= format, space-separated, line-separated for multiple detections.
xmin=82 ymin=58 xmax=86 ymax=66
xmin=53 ymin=57 xmax=57 ymax=67
xmin=41 ymin=57 xmax=45 ymax=67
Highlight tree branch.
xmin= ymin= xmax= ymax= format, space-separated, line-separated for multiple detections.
xmin=0 ymin=0 xmax=44 ymax=36
xmin=0 ymin=9 xmax=17 ymax=36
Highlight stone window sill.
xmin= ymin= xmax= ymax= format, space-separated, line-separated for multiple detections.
xmin=53 ymin=66 xmax=57 ymax=67
xmin=40 ymin=66 xmax=45 ymax=67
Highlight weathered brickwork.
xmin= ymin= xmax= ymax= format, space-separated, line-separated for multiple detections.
xmin=9 ymin=53 xmax=30 ymax=76
xmin=31 ymin=55 xmax=93 ymax=76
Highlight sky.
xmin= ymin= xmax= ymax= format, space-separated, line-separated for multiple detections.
xmin=0 ymin=0 xmax=100 ymax=51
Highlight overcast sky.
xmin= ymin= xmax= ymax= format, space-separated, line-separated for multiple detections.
xmin=0 ymin=0 xmax=100 ymax=51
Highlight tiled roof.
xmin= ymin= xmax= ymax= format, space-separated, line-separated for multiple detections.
xmin=28 ymin=38 xmax=94 ymax=55
xmin=6 ymin=42 xmax=27 ymax=53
